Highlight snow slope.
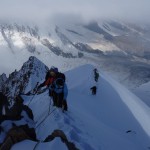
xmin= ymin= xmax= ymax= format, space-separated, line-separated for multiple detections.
xmin=11 ymin=64 xmax=150 ymax=150
xmin=133 ymin=81 xmax=150 ymax=107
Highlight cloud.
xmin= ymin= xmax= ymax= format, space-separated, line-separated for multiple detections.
xmin=0 ymin=0 xmax=150 ymax=23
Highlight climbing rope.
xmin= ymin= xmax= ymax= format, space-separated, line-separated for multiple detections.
xmin=27 ymin=83 xmax=39 ymax=106
xmin=33 ymin=141 xmax=42 ymax=150
xmin=28 ymin=87 xmax=48 ymax=107
xmin=35 ymin=106 xmax=56 ymax=129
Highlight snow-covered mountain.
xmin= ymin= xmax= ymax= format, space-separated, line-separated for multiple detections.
xmin=0 ymin=20 xmax=150 ymax=104
xmin=2 ymin=60 xmax=150 ymax=150
xmin=0 ymin=56 xmax=48 ymax=103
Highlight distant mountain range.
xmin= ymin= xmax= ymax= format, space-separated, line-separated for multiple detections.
xmin=0 ymin=19 xmax=150 ymax=95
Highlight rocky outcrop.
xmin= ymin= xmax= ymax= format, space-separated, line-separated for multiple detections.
xmin=0 ymin=56 xmax=48 ymax=100
xmin=44 ymin=129 xmax=79 ymax=150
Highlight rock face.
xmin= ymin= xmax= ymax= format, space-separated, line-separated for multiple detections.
xmin=0 ymin=73 xmax=7 ymax=91
xmin=44 ymin=129 xmax=79 ymax=150
xmin=0 ymin=56 xmax=48 ymax=100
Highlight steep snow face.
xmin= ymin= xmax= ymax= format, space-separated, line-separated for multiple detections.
xmin=12 ymin=64 xmax=150 ymax=150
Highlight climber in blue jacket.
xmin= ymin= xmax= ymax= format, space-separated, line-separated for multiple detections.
xmin=49 ymin=78 xmax=68 ymax=111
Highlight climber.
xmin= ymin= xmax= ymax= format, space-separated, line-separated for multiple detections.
xmin=50 ymin=77 xmax=68 ymax=111
xmin=90 ymin=86 xmax=97 ymax=95
xmin=38 ymin=66 xmax=67 ymax=109
xmin=93 ymin=68 xmax=99 ymax=82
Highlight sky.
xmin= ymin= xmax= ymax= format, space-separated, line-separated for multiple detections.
xmin=0 ymin=0 xmax=150 ymax=23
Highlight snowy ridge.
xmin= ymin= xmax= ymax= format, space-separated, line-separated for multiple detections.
xmin=11 ymin=64 xmax=150 ymax=150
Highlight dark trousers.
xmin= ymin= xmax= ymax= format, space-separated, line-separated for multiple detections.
xmin=51 ymin=92 xmax=68 ymax=111
xmin=62 ymin=100 xmax=68 ymax=111
xmin=0 ymin=104 xmax=2 ymax=116
xmin=53 ymin=92 xmax=63 ymax=107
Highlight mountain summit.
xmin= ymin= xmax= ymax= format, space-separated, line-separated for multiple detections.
xmin=0 ymin=56 xmax=48 ymax=99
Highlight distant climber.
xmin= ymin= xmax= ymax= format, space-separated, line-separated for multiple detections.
xmin=90 ymin=86 xmax=97 ymax=95
xmin=93 ymin=68 xmax=99 ymax=82
xmin=38 ymin=66 xmax=68 ymax=111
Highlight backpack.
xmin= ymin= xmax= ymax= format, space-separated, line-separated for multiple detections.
xmin=56 ymin=72 xmax=66 ymax=82
xmin=55 ymin=78 xmax=65 ymax=89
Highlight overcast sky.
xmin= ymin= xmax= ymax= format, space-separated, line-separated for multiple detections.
xmin=0 ymin=0 xmax=150 ymax=23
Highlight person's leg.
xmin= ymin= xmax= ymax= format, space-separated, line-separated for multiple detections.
xmin=57 ymin=93 xmax=63 ymax=108
xmin=52 ymin=91 xmax=57 ymax=106
xmin=63 ymin=100 xmax=68 ymax=111
xmin=0 ymin=104 xmax=3 ymax=116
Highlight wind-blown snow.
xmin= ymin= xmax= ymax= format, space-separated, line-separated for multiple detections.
xmin=11 ymin=64 xmax=150 ymax=150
